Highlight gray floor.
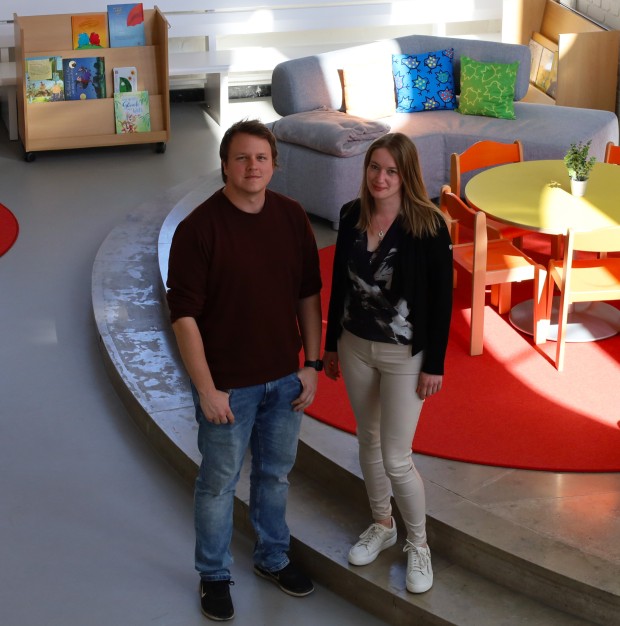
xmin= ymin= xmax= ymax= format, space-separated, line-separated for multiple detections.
xmin=0 ymin=101 xmax=387 ymax=625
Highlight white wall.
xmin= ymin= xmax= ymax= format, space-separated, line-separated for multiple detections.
xmin=573 ymin=0 xmax=620 ymax=29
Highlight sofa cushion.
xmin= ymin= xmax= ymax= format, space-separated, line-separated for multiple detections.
xmin=271 ymin=108 xmax=390 ymax=157
xmin=458 ymin=56 xmax=519 ymax=120
xmin=392 ymin=49 xmax=456 ymax=113
xmin=340 ymin=61 xmax=396 ymax=119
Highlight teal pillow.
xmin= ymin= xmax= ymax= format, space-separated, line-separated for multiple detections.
xmin=458 ymin=56 xmax=519 ymax=120
xmin=392 ymin=49 xmax=456 ymax=113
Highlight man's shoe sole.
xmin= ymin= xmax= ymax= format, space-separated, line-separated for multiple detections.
xmin=253 ymin=566 xmax=314 ymax=597
xmin=200 ymin=606 xmax=235 ymax=621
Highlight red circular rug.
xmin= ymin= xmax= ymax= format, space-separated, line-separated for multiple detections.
xmin=0 ymin=203 xmax=19 ymax=256
xmin=310 ymin=244 xmax=620 ymax=473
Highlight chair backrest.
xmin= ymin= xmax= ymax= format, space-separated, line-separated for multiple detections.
xmin=566 ymin=225 xmax=620 ymax=256
xmin=450 ymin=139 xmax=524 ymax=197
xmin=604 ymin=141 xmax=620 ymax=165
xmin=440 ymin=184 xmax=503 ymax=244
xmin=440 ymin=186 xmax=486 ymax=249
xmin=548 ymin=225 xmax=620 ymax=370
xmin=558 ymin=226 xmax=620 ymax=313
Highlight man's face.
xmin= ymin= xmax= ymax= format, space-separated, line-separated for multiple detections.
xmin=222 ymin=133 xmax=274 ymax=197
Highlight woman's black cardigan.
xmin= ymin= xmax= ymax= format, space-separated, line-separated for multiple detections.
xmin=324 ymin=200 xmax=454 ymax=375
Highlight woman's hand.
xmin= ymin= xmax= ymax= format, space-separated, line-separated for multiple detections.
xmin=323 ymin=351 xmax=340 ymax=381
xmin=417 ymin=372 xmax=443 ymax=400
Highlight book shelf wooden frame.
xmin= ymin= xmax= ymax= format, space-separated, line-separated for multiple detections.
xmin=14 ymin=8 xmax=170 ymax=160
xmin=503 ymin=0 xmax=620 ymax=111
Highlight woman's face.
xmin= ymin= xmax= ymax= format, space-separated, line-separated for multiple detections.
xmin=366 ymin=147 xmax=402 ymax=205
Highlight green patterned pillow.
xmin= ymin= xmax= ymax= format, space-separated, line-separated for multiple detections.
xmin=458 ymin=56 xmax=519 ymax=120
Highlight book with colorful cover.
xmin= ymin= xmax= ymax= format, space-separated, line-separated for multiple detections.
xmin=71 ymin=13 xmax=109 ymax=49
xmin=531 ymin=32 xmax=559 ymax=97
xmin=528 ymin=38 xmax=544 ymax=84
xmin=113 ymin=66 xmax=138 ymax=93
xmin=107 ymin=3 xmax=146 ymax=47
xmin=114 ymin=90 xmax=151 ymax=133
xmin=25 ymin=56 xmax=64 ymax=103
xmin=535 ymin=47 xmax=557 ymax=95
xmin=63 ymin=57 xmax=107 ymax=100
xmin=545 ymin=52 xmax=559 ymax=99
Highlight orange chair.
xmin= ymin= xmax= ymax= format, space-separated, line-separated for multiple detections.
xmin=604 ymin=141 xmax=620 ymax=164
xmin=600 ymin=142 xmax=619 ymax=258
xmin=440 ymin=186 xmax=546 ymax=356
xmin=541 ymin=226 xmax=620 ymax=371
xmin=450 ymin=139 xmax=530 ymax=246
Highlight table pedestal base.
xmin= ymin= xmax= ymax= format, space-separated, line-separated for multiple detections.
xmin=509 ymin=297 xmax=620 ymax=342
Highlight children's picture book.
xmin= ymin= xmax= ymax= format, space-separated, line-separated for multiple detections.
xmin=114 ymin=90 xmax=151 ymax=133
xmin=531 ymin=32 xmax=559 ymax=98
xmin=107 ymin=3 xmax=146 ymax=47
xmin=545 ymin=53 xmax=559 ymax=99
xmin=535 ymin=48 xmax=557 ymax=95
xmin=528 ymin=38 xmax=544 ymax=84
xmin=71 ymin=13 xmax=109 ymax=49
xmin=113 ymin=66 xmax=138 ymax=92
xmin=25 ymin=56 xmax=64 ymax=103
xmin=63 ymin=57 xmax=107 ymax=100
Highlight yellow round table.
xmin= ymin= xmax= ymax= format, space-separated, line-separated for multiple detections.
xmin=465 ymin=160 xmax=620 ymax=342
xmin=465 ymin=160 xmax=620 ymax=234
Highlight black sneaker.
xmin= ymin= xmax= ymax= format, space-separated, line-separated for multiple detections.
xmin=253 ymin=561 xmax=314 ymax=597
xmin=199 ymin=580 xmax=235 ymax=621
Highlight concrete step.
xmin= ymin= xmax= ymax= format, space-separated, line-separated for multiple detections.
xmin=92 ymin=171 xmax=618 ymax=626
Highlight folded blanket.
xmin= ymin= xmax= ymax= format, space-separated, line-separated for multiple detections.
xmin=271 ymin=108 xmax=391 ymax=157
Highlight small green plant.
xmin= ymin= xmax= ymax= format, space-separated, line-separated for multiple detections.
xmin=564 ymin=140 xmax=597 ymax=181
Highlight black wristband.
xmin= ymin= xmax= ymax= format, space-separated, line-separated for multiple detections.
xmin=304 ymin=359 xmax=324 ymax=372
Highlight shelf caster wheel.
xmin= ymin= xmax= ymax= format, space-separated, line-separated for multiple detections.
xmin=156 ymin=142 xmax=166 ymax=154
xmin=24 ymin=152 xmax=36 ymax=162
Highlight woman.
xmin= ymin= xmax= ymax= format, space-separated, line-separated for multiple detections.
xmin=322 ymin=133 xmax=453 ymax=593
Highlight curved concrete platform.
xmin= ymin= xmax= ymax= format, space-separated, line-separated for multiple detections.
xmin=92 ymin=172 xmax=619 ymax=625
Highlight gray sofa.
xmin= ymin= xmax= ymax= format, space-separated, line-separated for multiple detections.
xmin=267 ymin=34 xmax=619 ymax=228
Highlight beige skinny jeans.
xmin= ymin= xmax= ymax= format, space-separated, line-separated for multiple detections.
xmin=338 ymin=329 xmax=427 ymax=546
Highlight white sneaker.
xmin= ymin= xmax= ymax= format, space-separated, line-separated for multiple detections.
xmin=348 ymin=518 xmax=397 ymax=566
xmin=404 ymin=541 xmax=433 ymax=593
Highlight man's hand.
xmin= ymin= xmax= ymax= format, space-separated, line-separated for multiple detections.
xmin=292 ymin=367 xmax=318 ymax=412
xmin=199 ymin=389 xmax=235 ymax=424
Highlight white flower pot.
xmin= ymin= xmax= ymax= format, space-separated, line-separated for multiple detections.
xmin=570 ymin=178 xmax=588 ymax=197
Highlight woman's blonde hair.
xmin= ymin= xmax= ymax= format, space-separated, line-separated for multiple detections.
xmin=357 ymin=133 xmax=446 ymax=238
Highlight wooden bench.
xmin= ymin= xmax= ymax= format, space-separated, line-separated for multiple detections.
xmin=0 ymin=0 xmax=503 ymax=135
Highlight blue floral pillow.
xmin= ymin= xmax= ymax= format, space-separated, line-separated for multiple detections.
xmin=392 ymin=49 xmax=456 ymax=113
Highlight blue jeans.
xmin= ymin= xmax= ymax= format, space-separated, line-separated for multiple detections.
xmin=192 ymin=372 xmax=303 ymax=581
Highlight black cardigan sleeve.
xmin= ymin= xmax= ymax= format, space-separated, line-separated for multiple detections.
xmin=417 ymin=221 xmax=453 ymax=375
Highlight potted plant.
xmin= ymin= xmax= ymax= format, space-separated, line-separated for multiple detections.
xmin=564 ymin=140 xmax=597 ymax=196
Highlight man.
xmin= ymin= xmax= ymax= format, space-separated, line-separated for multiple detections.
xmin=166 ymin=119 xmax=323 ymax=621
